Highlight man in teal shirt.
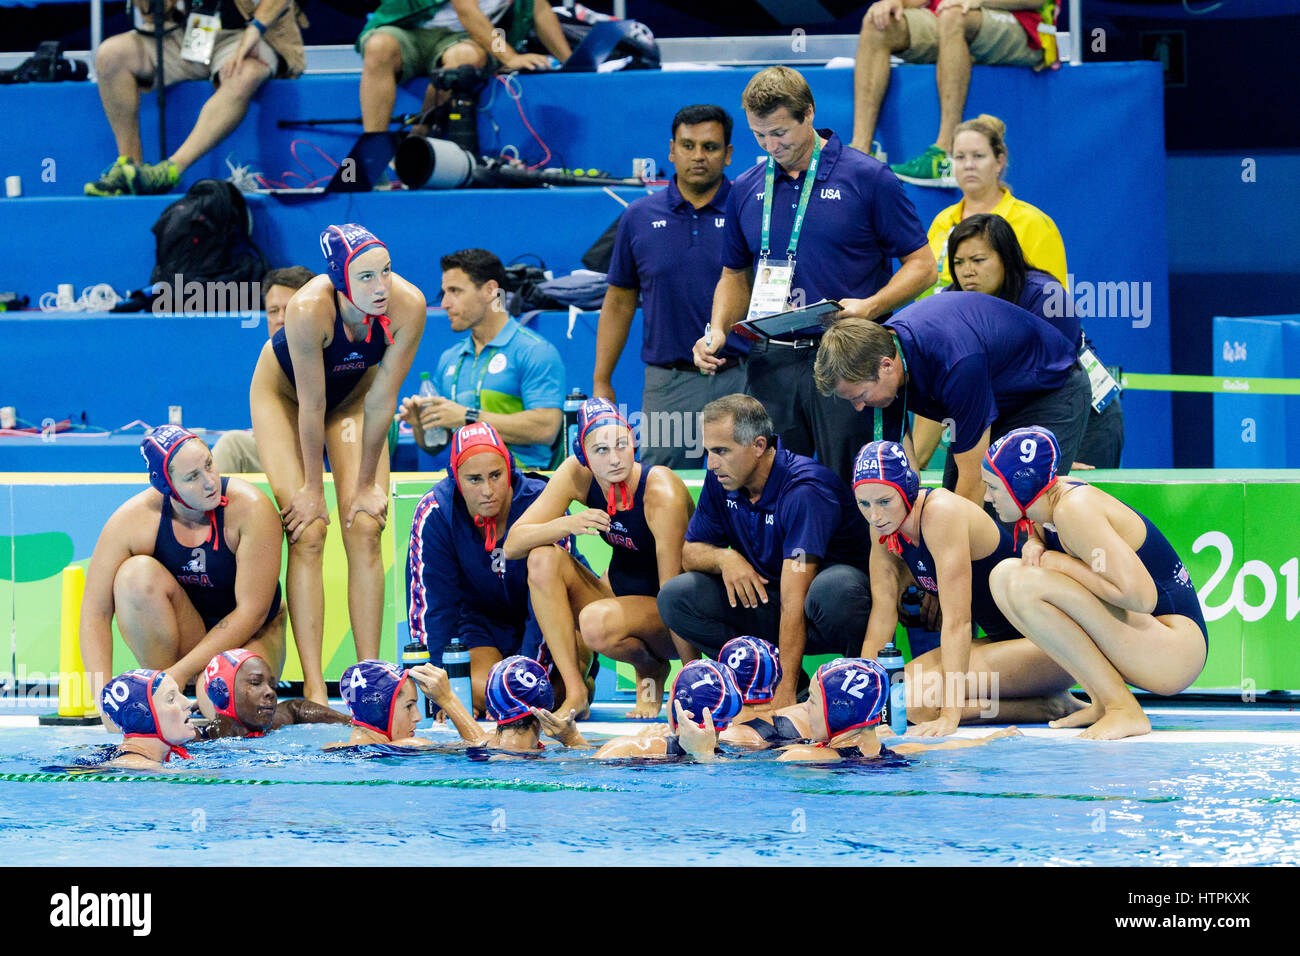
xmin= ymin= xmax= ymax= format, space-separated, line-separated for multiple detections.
xmin=399 ymin=248 xmax=565 ymax=468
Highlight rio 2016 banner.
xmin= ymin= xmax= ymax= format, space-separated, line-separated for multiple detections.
xmin=1 ymin=473 xmax=1297 ymax=692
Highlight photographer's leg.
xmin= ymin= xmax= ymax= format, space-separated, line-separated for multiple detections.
xmin=169 ymin=53 xmax=271 ymax=173
xmin=361 ymin=30 xmax=406 ymax=132
xmin=94 ymin=32 xmax=152 ymax=162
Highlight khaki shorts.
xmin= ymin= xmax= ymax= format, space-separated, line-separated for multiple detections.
xmin=136 ymin=27 xmax=280 ymax=89
xmin=898 ymin=7 xmax=1042 ymax=68
xmin=359 ymin=24 xmax=482 ymax=83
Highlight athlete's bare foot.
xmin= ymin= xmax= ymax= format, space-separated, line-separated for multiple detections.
xmin=1049 ymin=699 xmax=1102 ymax=729
xmin=555 ymin=692 xmax=590 ymax=723
xmin=627 ymin=660 xmax=671 ymax=719
xmin=1079 ymin=705 xmax=1151 ymax=741
xmin=1044 ymin=690 xmax=1089 ymax=722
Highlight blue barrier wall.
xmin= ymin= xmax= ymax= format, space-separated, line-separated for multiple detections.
xmin=0 ymin=307 xmax=644 ymax=471
xmin=0 ymin=61 xmax=1173 ymax=465
xmin=1212 ymin=315 xmax=1299 ymax=468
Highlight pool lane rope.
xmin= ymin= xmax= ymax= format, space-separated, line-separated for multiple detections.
xmin=0 ymin=771 xmax=626 ymax=793
xmin=795 ymin=786 xmax=1178 ymax=803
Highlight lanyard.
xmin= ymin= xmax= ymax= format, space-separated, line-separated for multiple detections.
xmin=873 ymin=331 xmax=909 ymax=442
xmin=760 ymin=134 xmax=822 ymax=259
xmin=451 ymin=345 xmax=498 ymax=407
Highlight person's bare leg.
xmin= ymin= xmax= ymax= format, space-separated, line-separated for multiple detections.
xmin=113 ymin=555 xmax=207 ymax=671
xmin=245 ymin=606 xmax=288 ymax=679
xmin=851 ymin=13 xmax=911 ymax=152
xmin=469 ymin=646 xmax=503 ymax=717
xmin=933 ymin=7 xmax=979 ymax=153
xmin=360 ymin=32 xmax=404 ymax=132
xmin=169 ymin=57 xmax=271 ymax=171
xmin=326 ymin=398 xmax=389 ymax=663
xmin=250 ymin=351 xmax=328 ymax=704
xmin=904 ymin=638 xmax=1083 ymax=725
xmin=995 ymin=562 xmax=1205 ymax=740
xmin=579 ymin=596 xmax=672 ymax=719
xmin=526 ymin=546 xmax=607 ymax=719
xmin=94 ymin=33 xmax=151 ymax=161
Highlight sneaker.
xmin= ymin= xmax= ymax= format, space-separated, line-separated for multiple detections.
xmin=890 ymin=145 xmax=957 ymax=188
xmin=134 ymin=159 xmax=180 ymax=195
xmin=84 ymin=156 xmax=139 ymax=196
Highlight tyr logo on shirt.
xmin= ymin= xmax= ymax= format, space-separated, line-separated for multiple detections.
xmin=651 ymin=220 xmax=668 ymax=229
xmin=819 ymin=188 xmax=841 ymax=200
xmin=184 ymin=548 xmax=206 ymax=574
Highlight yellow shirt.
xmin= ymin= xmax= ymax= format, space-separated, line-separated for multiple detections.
xmin=921 ymin=188 xmax=1068 ymax=297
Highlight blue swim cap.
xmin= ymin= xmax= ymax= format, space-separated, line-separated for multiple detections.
xmin=669 ymin=660 xmax=742 ymax=731
xmin=485 ymin=656 xmax=554 ymax=725
xmin=101 ymin=669 xmax=166 ymax=738
xmin=852 ymin=440 xmax=919 ymax=508
xmin=719 ymin=636 xmax=782 ymax=705
xmin=983 ymin=426 xmax=1061 ymax=541
xmin=140 ymin=425 xmax=199 ymax=502
xmin=813 ymin=658 xmax=887 ymax=739
xmin=340 ymin=660 xmax=410 ymax=740
xmin=319 ymin=223 xmax=387 ymax=304
xmin=572 ymin=398 xmax=635 ymax=468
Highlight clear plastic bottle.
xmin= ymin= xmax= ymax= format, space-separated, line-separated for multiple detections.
xmin=443 ymin=637 xmax=473 ymax=716
xmin=877 ymin=641 xmax=907 ymax=736
xmin=419 ymin=371 xmax=448 ymax=447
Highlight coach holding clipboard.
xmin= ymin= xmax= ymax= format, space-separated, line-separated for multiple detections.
xmin=693 ymin=66 xmax=936 ymax=484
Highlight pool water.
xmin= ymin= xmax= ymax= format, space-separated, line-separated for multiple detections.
xmin=3 ymin=711 xmax=1299 ymax=866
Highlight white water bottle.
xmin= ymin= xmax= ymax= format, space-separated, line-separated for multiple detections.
xmin=419 ymin=372 xmax=448 ymax=446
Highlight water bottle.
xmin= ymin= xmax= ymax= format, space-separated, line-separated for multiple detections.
xmin=878 ymin=641 xmax=907 ymax=736
xmin=399 ymin=633 xmax=434 ymax=720
xmin=443 ymin=637 xmax=473 ymax=716
xmin=419 ymin=371 xmax=448 ymax=447
xmin=563 ymin=387 xmax=586 ymax=455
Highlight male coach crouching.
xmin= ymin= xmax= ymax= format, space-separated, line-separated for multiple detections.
xmin=657 ymin=395 xmax=872 ymax=709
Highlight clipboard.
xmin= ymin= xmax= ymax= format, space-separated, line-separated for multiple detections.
xmin=732 ymin=300 xmax=842 ymax=344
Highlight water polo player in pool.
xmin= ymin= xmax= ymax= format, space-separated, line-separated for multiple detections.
xmin=90 ymin=670 xmax=198 ymax=770
xmin=594 ymin=660 xmax=744 ymax=762
xmin=777 ymin=659 xmax=1020 ymax=763
xmin=81 ymin=426 xmax=286 ymax=729
xmin=709 ymin=635 xmax=815 ymax=748
xmin=504 ymin=398 xmax=697 ymax=720
xmin=195 ymin=649 xmax=350 ymax=739
xmin=251 ymin=223 xmax=426 ymax=703
xmin=852 ymin=440 xmax=1084 ymax=736
xmin=982 ymin=427 xmax=1208 ymax=741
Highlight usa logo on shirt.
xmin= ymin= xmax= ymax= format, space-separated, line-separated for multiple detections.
xmin=820 ymin=188 xmax=841 ymax=200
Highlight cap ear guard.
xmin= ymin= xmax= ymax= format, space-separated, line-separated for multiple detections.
xmin=320 ymin=223 xmax=387 ymax=305
xmin=340 ymin=660 xmax=409 ymax=740
xmin=572 ymin=398 xmax=634 ymax=468
xmin=485 ymin=656 xmax=554 ymax=725
xmin=851 ymin=440 xmax=918 ymax=507
xmin=668 ymin=660 xmax=743 ymax=732
xmin=983 ymin=427 xmax=1062 ymax=524
xmin=814 ymin=658 xmax=888 ymax=739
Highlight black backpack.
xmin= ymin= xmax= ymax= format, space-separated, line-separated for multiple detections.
xmin=150 ymin=179 xmax=268 ymax=287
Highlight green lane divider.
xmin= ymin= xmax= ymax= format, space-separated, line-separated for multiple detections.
xmin=1122 ymin=373 xmax=1300 ymax=395
xmin=0 ymin=771 xmax=626 ymax=792
xmin=795 ymin=787 xmax=1179 ymax=803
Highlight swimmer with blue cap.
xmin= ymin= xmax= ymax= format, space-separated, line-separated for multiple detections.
xmin=250 ymin=223 xmax=428 ymax=705
xmin=195 ymin=649 xmax=349 ymax=739
xmin=96 ymin=669 xmax=198 ymax=769
xmin=778 ymin=658 xmax=1021 ymax=762
xmin=712 ymin=637 xmax=815 ymax=749
xmin=82 ymin=425 xmax=287 ymax=732
xmin=429 ymin=656 xmax=592 ymax=754
xmin=983 ymin=427 xmax=1209 ymax=741
xmin=852 ymin=440 xmax=1085 ymax=738
xmin=595 ymin=660 xmax=743 ymax=761
xmin=504 ymin=396 xmax=697 ymax=720
xmin=327 ymin=660 xmax=437 ymax=748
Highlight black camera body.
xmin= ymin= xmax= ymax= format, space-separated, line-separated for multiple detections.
xmin=422 ymin=65 xmax=490 ymax=153
xmin=0 ymin=41 xmax=90 ymax=84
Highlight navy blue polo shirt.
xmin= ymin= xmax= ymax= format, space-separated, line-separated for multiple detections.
xmin=941 ymin=269 xmax=1083 ymax=351
xmin=607 ymin=177 xmax=748 ymax=366
xmin=721 ymin=131 xmax=928 ymax=305
xmin=884 ymin=292 xmax=1078 ymax=455
xmin=686 ymin=443 xmax=871 ymax=582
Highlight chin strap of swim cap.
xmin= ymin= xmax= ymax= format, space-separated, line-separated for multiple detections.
xmin=363 ymin=312 xmax=395 ymax=346
xmin=604 ymin=479 xmax=632 ymax=517
xmin=474 ymin=513 xmax=498 ymax=552
xmin=123 ymin=734 xmax=192 ymax=762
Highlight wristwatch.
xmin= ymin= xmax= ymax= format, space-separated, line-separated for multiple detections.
xmin=464 ymin=407 xmax=480 ymax=423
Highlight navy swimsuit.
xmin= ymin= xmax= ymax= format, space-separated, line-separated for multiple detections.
xmin=1041 ymin=482 xmax=1208 ymax=643
xmin=741 ymin=714 xmax=808 ymax=746
xmin=585 ymin=464 xmax=662 ymax=597
xmin=154 ymin=477 xmax=282 ymax=630
xmin=896 ymin=490 xmax=1021 ymax=641
xmin=271 ymin=301 xmax=389 ymax=413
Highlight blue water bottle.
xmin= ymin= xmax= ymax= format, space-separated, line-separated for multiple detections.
xmin=878 ymin=641 xmax=907 ymax=736
xmin=563 ymin=387 xmax=586 ymax=454
xmin=443 ymin=637 xmax=473 ymax=716
xmin=399 ymin=632 xmax=434 ymax=721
